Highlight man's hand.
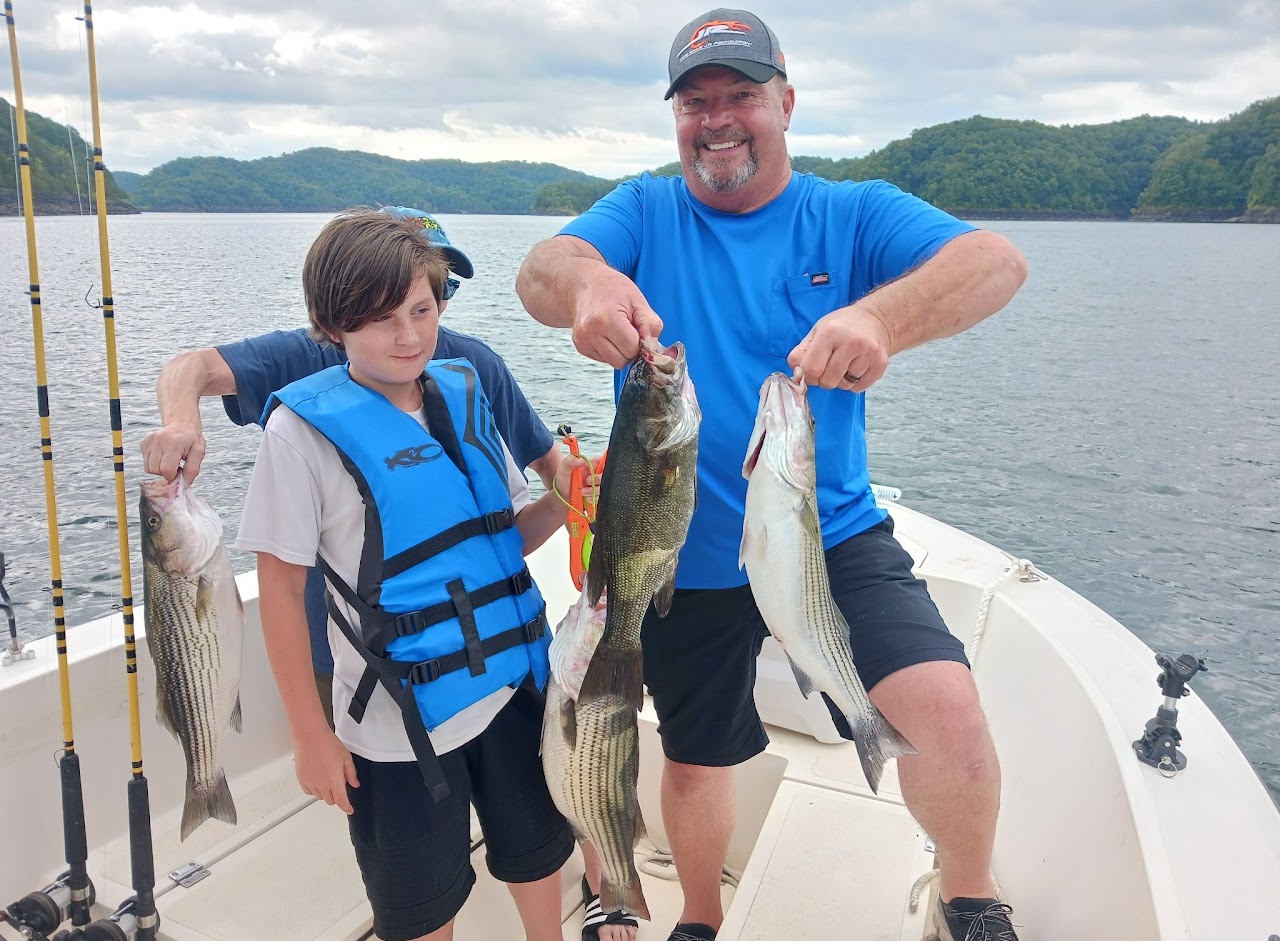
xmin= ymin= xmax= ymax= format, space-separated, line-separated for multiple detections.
xmin=788 ymin=303 xmax=893 ymax=391
xmin=293 ymin=726 xmax=359 ymax=814
xmin=140 ymin=420 xmax=206 ymax=484
xmin=571 ymin=267 xmax=665 ymax=368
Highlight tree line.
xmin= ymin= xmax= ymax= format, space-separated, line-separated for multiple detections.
xmin=0 ymin=97 xmax=135 ymax=214
xmin=5 ymin=95 xmax=1276 ymax=221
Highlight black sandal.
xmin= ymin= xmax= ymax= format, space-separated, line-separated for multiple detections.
xmin=581 ymin=875 xmax=639 ymax=940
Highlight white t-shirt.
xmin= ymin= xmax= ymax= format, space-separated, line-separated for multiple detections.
xmin=236 ymin=402 xmax=532 ymax=762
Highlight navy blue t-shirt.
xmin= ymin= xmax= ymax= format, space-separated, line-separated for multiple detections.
xmin=217 ymin=326 xmax=554 ymax=673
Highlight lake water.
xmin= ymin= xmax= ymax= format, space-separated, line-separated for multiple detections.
xmin=1 ymin=212 xmax=1277 ymax=804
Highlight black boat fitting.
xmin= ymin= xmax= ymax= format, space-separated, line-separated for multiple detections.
xmin=1133 ymin=652 xmax=1208 ymax=774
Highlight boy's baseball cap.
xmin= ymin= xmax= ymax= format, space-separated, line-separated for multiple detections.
xmin=378 ymin=206 xmax=475 ymax=279
xmin=665 ymin=8 xmax=786 ymax=100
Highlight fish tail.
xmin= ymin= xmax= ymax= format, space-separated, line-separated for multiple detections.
xmin=601 ymin=874 xmax=651 ymax=923
xmin=577 ymin=649 xmax=643 ymax=711
xmin=180 ymin=769 xmax=238 ymax=841
xmin=849 ymin=704 xmax=917 ymax=795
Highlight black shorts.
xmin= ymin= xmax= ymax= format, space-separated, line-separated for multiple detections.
xmin=345 ymin=683 xmax=574 ymax=941
xmin=641 ymin=516 xmax=969 ymax=766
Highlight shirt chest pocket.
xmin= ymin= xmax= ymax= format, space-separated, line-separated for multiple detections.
xmin=767 ymin=273 xmax=841 ymax=357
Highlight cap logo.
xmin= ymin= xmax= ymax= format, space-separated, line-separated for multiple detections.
xmin=677 ymin=19 xmax=753 ymax=61
xmin=416 ymin=216 xmax=442 ymax=234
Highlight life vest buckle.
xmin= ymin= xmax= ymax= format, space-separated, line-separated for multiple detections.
xmin=409 ymin=659 xmax=444 ymax=685
xmin=522 ymin=615 xmax=547 ymax=644
xmin=484 ymin=507 xmax=515 ymax=534
xmin=509 ymin=568 xmax=534 ymax=594
xmin=395 ymin=609 xmax=428 ymax=637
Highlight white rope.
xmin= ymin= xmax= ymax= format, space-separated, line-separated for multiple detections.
xmin=908 ymin=868 xmax=938 ymax=912
xmin=966 ymin=553 xmax=1044 ymax=667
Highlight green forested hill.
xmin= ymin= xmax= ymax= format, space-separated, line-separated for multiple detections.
xmin=126 ymin=148 xmax=605 ymax=213
xmin=819 ymin=114 xmax=1204 ymax=218
xmin=0 ymin=97 xmax=136 ymax=215
xmin=7 ymin=95 xmax=1277 ymax=220
xmin=1135 ymin=97 xmax=1280 ymax=220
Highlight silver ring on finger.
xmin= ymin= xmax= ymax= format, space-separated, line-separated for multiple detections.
xmin=845 ymin=371 xmax=863 ymax=383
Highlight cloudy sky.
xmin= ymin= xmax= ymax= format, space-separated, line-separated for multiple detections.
xmin=4 ymin=0 xmax=1278 ymax=178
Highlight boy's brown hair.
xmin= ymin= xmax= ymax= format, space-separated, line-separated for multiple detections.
xmin=303 ymin=208 xmax=450 ymax=347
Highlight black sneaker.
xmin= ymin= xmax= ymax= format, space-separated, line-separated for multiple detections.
xmin=936 ymin=897 xmax=1020 ymax=941
xmin=666 ymin=924 xmax=717 ymax=941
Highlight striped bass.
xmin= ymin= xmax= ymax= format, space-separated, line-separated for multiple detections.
xmin=140 ymin=478 xmax=244 ymax=840
xmin=739 ymin=372 xmax=914 ymax=793
xmin=542 ymin=671 xmax=650 ymax=922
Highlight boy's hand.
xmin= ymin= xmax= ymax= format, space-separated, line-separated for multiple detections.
xmin=294 ymin=727 xmax=360 ymax=814
xmin=554 ymin=455 xmax=591 ymax=520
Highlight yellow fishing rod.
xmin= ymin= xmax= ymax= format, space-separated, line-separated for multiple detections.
xmin=1 ymin=1 xmax=94 ymax=937
xmin=74 ymin=3 xmax=158 ymax=940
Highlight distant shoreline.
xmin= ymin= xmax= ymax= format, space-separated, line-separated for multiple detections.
xmin=3 ymin=206 xmax=1275 ymax=223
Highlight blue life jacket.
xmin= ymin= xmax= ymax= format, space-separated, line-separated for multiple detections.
xmin=265 ymin=360 xmax=550 ymax=800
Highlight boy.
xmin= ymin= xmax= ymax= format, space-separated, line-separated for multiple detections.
xmin=238 ymin=208 xmax=578 ymax=941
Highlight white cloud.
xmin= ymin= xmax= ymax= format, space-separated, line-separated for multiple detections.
xmin=1 ymin=0 xmax=1275 ymax=176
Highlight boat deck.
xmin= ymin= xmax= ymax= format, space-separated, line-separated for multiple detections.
xmin=80 ymin=716 xmax=946 ymax=941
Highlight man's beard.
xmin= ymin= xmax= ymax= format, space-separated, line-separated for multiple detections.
xmin=692 ymin=139 xmax=759 ymax=193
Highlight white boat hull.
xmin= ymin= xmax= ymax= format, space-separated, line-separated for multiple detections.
xmin=2 ymin=504 xmax=1277 ymax=940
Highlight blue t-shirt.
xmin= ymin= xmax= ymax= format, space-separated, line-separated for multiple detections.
xmin=217 ymin=325 xmax=554 ymax=673
xmin=561 ymin=171 xmax=974 ymax=588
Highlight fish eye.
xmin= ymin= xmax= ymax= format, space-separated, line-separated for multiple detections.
xmin=147 ymin=514 xmax=160 ymax=527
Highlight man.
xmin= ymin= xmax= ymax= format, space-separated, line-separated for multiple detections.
xmin=140 ymin=207 xmax=636 ymax=941
xmin=515 ymin=10 xmax=1028 ymax=941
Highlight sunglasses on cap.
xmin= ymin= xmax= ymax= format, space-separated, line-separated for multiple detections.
xmin=443 ymin=276 xmax=460 ymax=301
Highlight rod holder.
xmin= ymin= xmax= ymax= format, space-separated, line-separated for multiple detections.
xmin=1133 ymin=652 xmax=1207 ymax=774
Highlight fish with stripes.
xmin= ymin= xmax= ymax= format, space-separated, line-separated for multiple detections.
xmin=541 ymin=588 xmax=650 ymax=922
xmin=739 ymin=373 xmax=915 ymax=793
xmin=140 ymin=477 xmax=244 ymax=840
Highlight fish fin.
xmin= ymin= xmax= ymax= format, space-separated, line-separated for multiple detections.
xmin=799 ymin=495 xmax=823 ymax=546
xmin=652 ymin=558 xmax=677 ymax=618
xmin=155 ymin=690 xmax=182 ymax=741
xmin=844 ymin=702 xmax=917 ymax=795
xmin=634 ymin=804 xmax=648 ymax=844
xmin=784 ymin=652 xmax=817 ymax=698
xmin=738 ymin=521 xmax=764 ymax=571
xmin=195 ymin=572 xmax=219 ymax=618
xmin=180 ymin=770 xmax=238 ymax=841
xmin=577 ymin=650 xmax=643 ymax=711
xmin=648 ymin=452 xmax=680 ymax=502
xmin=229 ymin=695 xmax=243 ymax=734
xmin=559 ymin=693 xmax=577 ymax=751
xmin=585 ymin=555 xmax=607 ymax=608
xmin=601 ymin=876 xmax=651 ymax=924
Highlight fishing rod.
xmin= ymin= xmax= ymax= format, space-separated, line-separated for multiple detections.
xmin=71 ymin=3 xmax=157 ymax=939
xmin=1 ymin=1 xmax=94 ymax=937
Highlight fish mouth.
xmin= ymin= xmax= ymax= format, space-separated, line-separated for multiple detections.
xmin=743 ymin=372 xmax=808 ymax=483
xmin=140 ymin=477 xmax=181 ymax=514
xmin=638 ymin=337 xmax=683 ymax=380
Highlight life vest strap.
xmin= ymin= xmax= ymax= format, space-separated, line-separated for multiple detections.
xmin=325 ymin=592 xmax=452 ymax=801
xmin=405 ymin=614 xmax=547 ymax=685
xmin=390 ymin=568 xmax=534 ymax=638
xmin=382 ymin=508 xmax=515 ymax=581
xmin=318 ymin=555 xmax=535 ymax=647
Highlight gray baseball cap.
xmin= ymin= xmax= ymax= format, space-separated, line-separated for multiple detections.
xmin=665 ymin=8 xmax=786 ymax=100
